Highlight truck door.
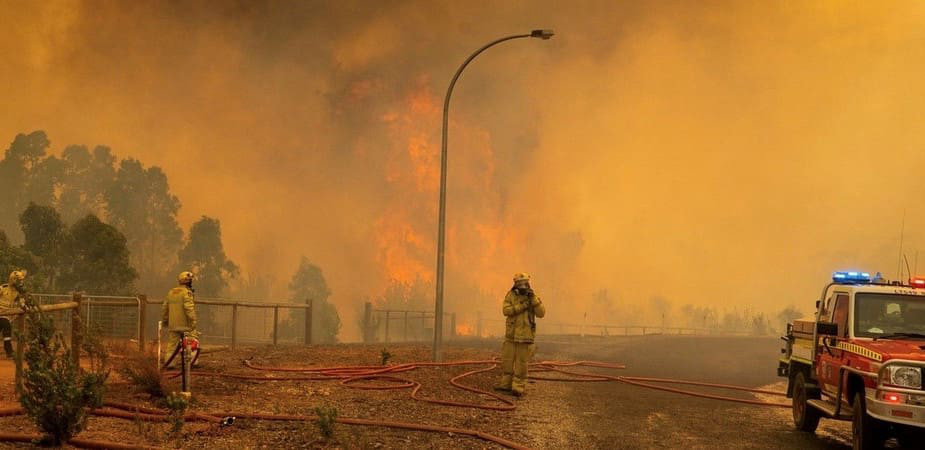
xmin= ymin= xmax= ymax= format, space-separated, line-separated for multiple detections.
xmin=817 ymin=293 xmax=849 ymax=397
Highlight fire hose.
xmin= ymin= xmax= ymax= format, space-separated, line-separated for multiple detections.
xmin=0 ymin=402 xmax=527 ymax=450
xmin=0 ymin=359 xmax=791 ymax=450
xmin=0 ymin=432 xmax=159 ymax=450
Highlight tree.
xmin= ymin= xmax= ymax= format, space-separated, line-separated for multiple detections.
xmin=590 ymin=289 xmax=616 ymax=322
xmin=58 ymin=214 xmax=137 ymax=294
xmin=19 ymin=203 xmax=66 ymax=290
xmin=0 ymin=131 xmax=52 ymax=239
xmin=106 ymin=158 xmax=182 ymax=293
xmin=378 ymin=277 xmax=431 ymax=311
xmin=650 ymin=295 xmax=672 ymax=328
xmin=17 ymin=296 xmax=107 ymax=445
xmin=57 ymin=145 xmax=116 ymax=223
xmin=176 ymin=216 xmax=238 ymax=297
xmin=0 ymin=230 xmax=41 ymax=289
xmin=283 ymin=256 xmax=340 ymax=343
xmin=680 ymin=304 xmax=719 ymax=329
xmin=777 ymin=305 xmax=804 ymax=333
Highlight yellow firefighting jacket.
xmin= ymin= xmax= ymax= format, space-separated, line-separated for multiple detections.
xmin=162 ymin=286 xmax=197 ymax=332
xmin=0 ymin=284 xmax=24 ymax=310
xmin=503 ymin=290 xmax=546 ymax=343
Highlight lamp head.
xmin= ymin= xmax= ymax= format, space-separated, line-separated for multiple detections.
xmin=530 ymin=29 xmax=555 ymax=40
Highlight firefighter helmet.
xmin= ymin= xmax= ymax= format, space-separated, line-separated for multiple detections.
xmin=8 ymin=270 xmax=26 ymax=285
xmin=177 ymin=271 xmax=195 ymax=285
xmin=513 ymin=272 xmax=531 ymax=282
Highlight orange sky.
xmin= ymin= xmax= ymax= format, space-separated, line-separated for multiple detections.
xmin=3 ymin=1 xmax=925 ymax=337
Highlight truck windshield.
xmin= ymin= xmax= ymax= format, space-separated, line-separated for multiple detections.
xmin=854 ymin=293 xmax=925 ymax=338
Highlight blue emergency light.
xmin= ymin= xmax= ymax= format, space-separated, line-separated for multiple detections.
xmin=833 ymin=271 xmax=871 ymax=283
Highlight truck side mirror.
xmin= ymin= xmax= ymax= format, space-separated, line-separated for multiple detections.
xmin=816 ymin=321 xmax=838 ymax=336
xmin=815 ymin=300 xmax=820 ymax=309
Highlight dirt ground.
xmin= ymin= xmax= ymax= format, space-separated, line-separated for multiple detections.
xmin=0 ymin=335 xmax=873 ymax=449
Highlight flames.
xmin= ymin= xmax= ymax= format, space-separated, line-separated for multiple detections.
xmin=371 ymin=76 xmax=524 ymax=300
xmin=455 ymin=323 xmax=474 ymax=336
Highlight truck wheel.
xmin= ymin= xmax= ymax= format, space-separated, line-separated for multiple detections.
xmin=852 ymin=392 xmax=882 ymax=450
xmin=792 ymin=372 xmax=820 ymax=432
xmin=895 ymin=424 xmax=924 ymax=448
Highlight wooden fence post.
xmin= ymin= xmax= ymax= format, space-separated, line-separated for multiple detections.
xmin=137 ymin=294 xmax=147 ymax=351
xmin=272 ymin=305 xmax=279 ymax=347
xmin=71 ymin=292 xmax=82 ymax=367
xmin=384 ymin=311 xmax=390 ymax=343
xmin=450 ymin=313 xmax=457 ymax=339
xmin=304 ymin=298 xmax=312 ymax=345
xmin=14 ymin=315 xmax=24 ymax=389
xmin=476 ymin=311 xmax=483 ymax=338
xmin=362 ymin=302 xmax=372 ymax=343
xmin=231 ymin=303 xmax=238 ymax=351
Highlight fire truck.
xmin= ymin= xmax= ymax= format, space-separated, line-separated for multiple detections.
xmin=779 ymin=271 xmax=925 ymax=449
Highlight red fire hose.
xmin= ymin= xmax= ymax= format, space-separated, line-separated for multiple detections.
xmin=1 ymin=358 xmax=792 ymax=450
xmin=0 ymin=432 xmax=159 ymax=450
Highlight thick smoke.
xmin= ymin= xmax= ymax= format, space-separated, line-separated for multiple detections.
xmin=3 ymin=1 xmax=925 ymax=338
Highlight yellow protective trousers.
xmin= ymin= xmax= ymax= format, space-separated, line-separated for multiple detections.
xmin=499 ymin=340 xmax=535 ymax=394
xmin=163 ymin=329 xmax=200 ymax=365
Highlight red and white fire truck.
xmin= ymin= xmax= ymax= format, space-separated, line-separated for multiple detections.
xmin=779 ymin=271 xmax=925 ymax=449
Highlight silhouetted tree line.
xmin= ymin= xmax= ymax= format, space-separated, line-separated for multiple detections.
xmin=0 ymin=131 xmax=238 ymax=296
xmin=1 ymin=131 xmax=341 ymax=340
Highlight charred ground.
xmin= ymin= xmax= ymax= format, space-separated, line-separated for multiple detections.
xmin=0 ymin=336 xmax=861 ymax=449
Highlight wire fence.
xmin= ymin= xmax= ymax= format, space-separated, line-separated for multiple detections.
xmin=29 ymin=293 xmax=313 ymax=350
xmin=454 ymin=312 xmax=758 ymax=338
xmin=361 ymin=305 xmax=458 ymax=343
xmin=1 ymin=298 xmax=82 ymax=388
xmin=32 ymin=293 xmax=141 ymax=343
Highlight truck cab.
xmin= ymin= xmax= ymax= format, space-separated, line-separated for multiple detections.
xmin=779 ymin=271 xmax=925 ymax=449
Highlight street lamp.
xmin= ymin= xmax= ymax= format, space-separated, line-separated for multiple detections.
xmin=433 ymin=29 xmax=554 ymax=362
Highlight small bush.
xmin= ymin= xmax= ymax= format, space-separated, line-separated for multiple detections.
xmin=17 ymin=296 xmax=109 ymax=445
xmin=164 ymin=392 xmax=189 ymax=435
xmin=116 ymin=348 xmax=165 ymax=398
xmin=314 ymin=404 xmax=338 ymax=439
xmin=379 ymin=348 xmax=392 ymax=366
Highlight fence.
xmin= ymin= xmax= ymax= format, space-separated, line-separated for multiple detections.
xmin=28 ymin=293 xmax=314 ymax=351
xmin=468 ymin=314 xmax=756 ymax=338
xmin=360 ymin=302 xmax=457 ymax=343
xmin=168 ymin=298 xmax=312 ymax=349
xmin=358 ymin=306 xmax=751 ymax=342
xmin=1 ymin=294 xmax=83 ymax=388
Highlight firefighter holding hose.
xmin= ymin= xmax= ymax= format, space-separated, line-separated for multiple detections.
xmin=496 ymin=272 xmax=545 ymax=396
xmin=161 ymin=271 xmax=200 ymax=367
xmin=0 ymin=270 xmax=27 ymax=358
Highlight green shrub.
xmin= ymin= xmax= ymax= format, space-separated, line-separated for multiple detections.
xmin=380 ymin=348 xmax=392 ymax=366
xmin=16 ymin=297 xmax=109 ymax=445
xmin=314 ymin=404 xmax=338 ymax=439
xmin=164 ymin=392 xmax=189 ymax=435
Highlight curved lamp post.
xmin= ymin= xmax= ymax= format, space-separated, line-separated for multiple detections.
xmin=433 ymin=29 xmax=554 ymax=361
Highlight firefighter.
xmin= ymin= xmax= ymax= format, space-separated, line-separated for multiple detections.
xmin=161 ymin=271 xmax=199 ymax=366
xmin=495 ymin=272 xmax=545 ymax=396
xmin=0 ymin=270 xmax=27 ymax=358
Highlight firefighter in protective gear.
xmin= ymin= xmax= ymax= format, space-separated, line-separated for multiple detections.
xmin=495 ymin=272 xmax=545 ymax=396
xmin=161 ymin=271 xmax=199 ymax=366
xmin=0 ymin=270 xmax=27 ymax=358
